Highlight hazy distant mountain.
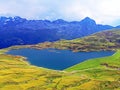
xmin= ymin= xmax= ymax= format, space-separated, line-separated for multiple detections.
xmin=0 ymin=16 xmax=119 ymax=48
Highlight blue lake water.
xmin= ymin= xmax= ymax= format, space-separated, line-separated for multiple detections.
xmin=6 ymin=48 xmax=114 ymax=70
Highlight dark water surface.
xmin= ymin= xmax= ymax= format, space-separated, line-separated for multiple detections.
xmin=6 ymin=48 xmax=114 ymax=70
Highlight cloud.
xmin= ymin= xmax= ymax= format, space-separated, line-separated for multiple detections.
xmin=0 ymin=0 xmax=120 ymax=26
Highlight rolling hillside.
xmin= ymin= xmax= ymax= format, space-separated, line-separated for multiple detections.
xmin=22 ymin=29 xmax=120 ymax=52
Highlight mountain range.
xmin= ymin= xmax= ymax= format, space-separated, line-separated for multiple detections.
xmin=0 ymin=16 xmax=119 ymax=48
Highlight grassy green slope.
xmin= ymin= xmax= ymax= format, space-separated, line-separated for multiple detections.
xmin=66 ymin=50 xmax=120 ymax=71
xmin=0 ymin=53 xmax=120 ymax=90
xmin=53 ymin=29 xmax=120 ymax=51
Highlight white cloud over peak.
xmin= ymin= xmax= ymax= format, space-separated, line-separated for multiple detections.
xmin=0 ymin=0 xmax=120 ymax=26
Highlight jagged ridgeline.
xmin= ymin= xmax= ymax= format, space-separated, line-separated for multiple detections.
xmin=0 ymin=16 xmax=119 ymax=48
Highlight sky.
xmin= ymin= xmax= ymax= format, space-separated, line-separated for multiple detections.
xmin=0 ymin=0 xmax=120 ymax=26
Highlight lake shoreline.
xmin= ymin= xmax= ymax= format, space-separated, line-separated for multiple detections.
xmin=3 ymin=41 xmax=117 ymax=54
xmin=6 ymin=48 xmax=115 ymax=70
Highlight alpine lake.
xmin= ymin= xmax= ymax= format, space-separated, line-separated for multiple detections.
xmin=6 ymin=48 xmax=114 ymax=70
